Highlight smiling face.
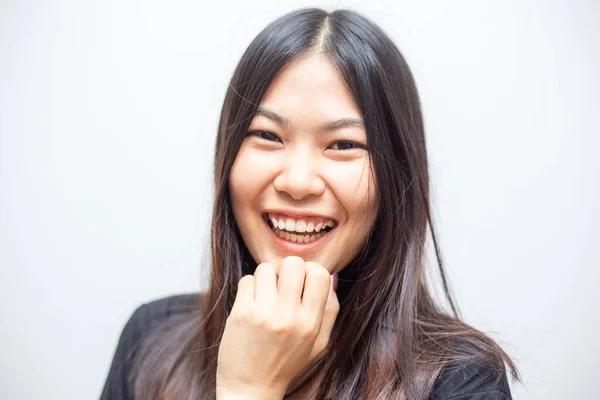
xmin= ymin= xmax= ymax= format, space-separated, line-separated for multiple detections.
xmin=228 ymin=52 xmax=379 ymax=274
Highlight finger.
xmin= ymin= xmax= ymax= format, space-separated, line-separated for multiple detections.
xmin=301 ymin=262 xmax=331 ymax=316
xmin=309 ymin=274 xmax=340 ymax=360
xmin=231 ymin=274 xmax=255 ymax=313
xmin=254 ymin=262 xmax=277 ymax=306
xmin=276 ymin=256 xmax=306 ymax=310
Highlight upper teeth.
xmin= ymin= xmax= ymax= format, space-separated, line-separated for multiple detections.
xmin=269 ymin=214 xmax=335 ymax=233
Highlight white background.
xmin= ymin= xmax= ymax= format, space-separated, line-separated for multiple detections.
xmin=1 ymin=1 xmax=598 ymax=399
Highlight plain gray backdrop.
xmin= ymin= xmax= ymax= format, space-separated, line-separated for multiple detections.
xmin=1 ymin=0 xmax=598 ymax=399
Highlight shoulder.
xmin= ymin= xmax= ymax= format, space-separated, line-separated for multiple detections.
xmin=430 ymin=340 xmax=513 ymax=400
xmin=117 ymin=293 xmax=201 ymax=357
xmin=128 ymin=293 xmax=201 ymax=335
xmin=100 ymin=293 xmax=202 ymax=400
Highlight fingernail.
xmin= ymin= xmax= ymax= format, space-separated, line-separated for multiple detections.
xmin=332 ymin=271 xmax=338 ymax=292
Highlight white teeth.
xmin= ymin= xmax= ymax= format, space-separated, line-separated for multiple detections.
xmin=268 ymin=214 xmax=336 ymax=234
xmin=270 ymin=226 xmax=329 ymax=244
xmin=285 ymin=219 xmax=295 ymax=231
xmin=295 ymin=221 xmax=306 ymax=233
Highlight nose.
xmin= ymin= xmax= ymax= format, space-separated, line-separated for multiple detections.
xmin=273 ymin=148 xmax=326 ymax=200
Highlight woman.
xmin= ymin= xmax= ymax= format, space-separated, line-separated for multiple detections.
xmin=101 ymin=8 xmax=520 ymax=400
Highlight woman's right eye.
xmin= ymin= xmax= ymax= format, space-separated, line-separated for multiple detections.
xmin=248 ymin=130 xmax=282 ymax=143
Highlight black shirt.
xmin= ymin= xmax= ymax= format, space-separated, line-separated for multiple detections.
xmin=100 ymin=294 xmax=513 ymax=399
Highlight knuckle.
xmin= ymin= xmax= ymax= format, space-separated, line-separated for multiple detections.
xmin=298 ymin=313 xmax=319 ymax=337
xmin=300 ymin=323 xmax=318 ymax=339
xmin=305 ymin=262 xmax=330 ymax=282
xmin=230 ymin=309 xmax=249 ymax=325
xmin=326 ymin=299 xmax=340 ymax=313
xmin=238 ymin=274 xmax=253 ymax=288
xmin=268 ymin=313 xmax=296 ymax=334
xmin=306 ymin=261 xmax=330 ymax=278
xmin=254 ymin=262 xmax=273 ymax=275
xmin=253 ymin=312 xmax=269 ymax=329
xmin=271 ymin=321 xmax=293 ymax=335
xmin=282 ymin=256 xmax=305 ymax=268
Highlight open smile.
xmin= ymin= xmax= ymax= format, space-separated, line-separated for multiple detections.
xmin=262 ymin=212 xmax=337 ymax=252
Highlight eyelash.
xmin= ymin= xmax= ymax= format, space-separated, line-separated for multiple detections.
xmin=247 ymin=130 xmax=366 ymax=150
xmin=250 ymin=130 xmax=281 ymax=143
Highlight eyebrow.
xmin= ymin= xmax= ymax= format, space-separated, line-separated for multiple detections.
xmin=255 ymin=106 xmax=364 ymax=132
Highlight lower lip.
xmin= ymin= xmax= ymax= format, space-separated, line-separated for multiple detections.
xmin=263 ymin=217 xmax=334 ymax=254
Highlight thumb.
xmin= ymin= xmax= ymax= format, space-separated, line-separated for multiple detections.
xmin=309 ymin=271 xmax=340 ymax=361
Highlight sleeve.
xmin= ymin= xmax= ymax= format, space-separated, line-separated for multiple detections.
xmin=430 ymin=360 xmax=512 ymax=400
xmin=99 ymin=294 xmax=201 ymax=400
xmin=99 ymin=304 xmax=147 ymax=400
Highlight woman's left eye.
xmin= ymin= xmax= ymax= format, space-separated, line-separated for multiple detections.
xmin=329 ymin=141 xmax=365 ymax=151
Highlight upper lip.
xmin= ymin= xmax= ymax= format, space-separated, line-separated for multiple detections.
xmin=263 ymin=208 xmax=337 ymax=222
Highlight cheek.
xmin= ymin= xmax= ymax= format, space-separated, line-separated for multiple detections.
xmin=324 ymin=158 xmax=378 ymax=216
xmin=229 ymin=151 xmax=254 ymax=218
xmin=230 ymin=148 xmax=266 ymax=201
xmin=229 ymin=145 xmax=282 ymax=218
xmin=323 ymin=159 xmax=377 ymax=269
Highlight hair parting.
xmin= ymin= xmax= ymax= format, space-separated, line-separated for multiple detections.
xmin=130 ymin=8 xmax=520 ymax=400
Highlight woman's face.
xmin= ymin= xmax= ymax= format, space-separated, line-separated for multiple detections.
xmin=229 ymin=53 xmax=379 ymax=274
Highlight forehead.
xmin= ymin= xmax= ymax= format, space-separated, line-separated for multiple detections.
xmin=258 ymin=53 xmax=362 ymax=121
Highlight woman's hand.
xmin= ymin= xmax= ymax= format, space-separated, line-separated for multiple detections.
xmin=216 ymin=256 xmax=340 ymax=400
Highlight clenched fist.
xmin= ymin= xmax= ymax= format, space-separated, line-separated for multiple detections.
xmin=216 ymin=256 xmax=340 ymax=400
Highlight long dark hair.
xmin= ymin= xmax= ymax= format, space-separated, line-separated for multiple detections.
xmin=131 ymin=8 xmax=520 ymax=399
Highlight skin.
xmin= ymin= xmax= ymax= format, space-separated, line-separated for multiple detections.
xmin=229 ymin=51 xmax=379 ymax=274
xmin=217 ymin=52 xmax=379 ymax=399
xmin=216 ymin=256 xmax=337 ymax=399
